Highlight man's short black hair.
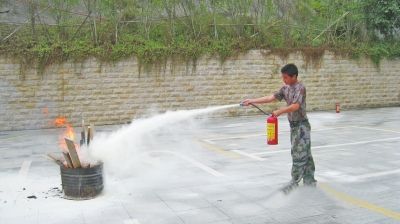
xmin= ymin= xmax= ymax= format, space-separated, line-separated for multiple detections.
xmin=281 ymin=64 xmax=298 ymax=77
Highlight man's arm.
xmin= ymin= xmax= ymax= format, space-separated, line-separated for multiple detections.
xmin=273 ymin=103 xmax=300 ymax=117
xmin=241 ymin=95 xmax=276 ymax=105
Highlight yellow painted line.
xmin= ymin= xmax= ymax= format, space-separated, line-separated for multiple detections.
xmin=197 ymin=140 xmax=241 ymax=159
xmin=320 ymin=183 xmax=400 ymax=221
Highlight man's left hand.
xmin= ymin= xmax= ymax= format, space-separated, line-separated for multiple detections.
xmin=272 ymin=109 xmax=282 ymax=117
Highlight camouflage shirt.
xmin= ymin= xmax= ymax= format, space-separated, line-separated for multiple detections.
xmin=273 ymin=82 xmax=308 ymax=122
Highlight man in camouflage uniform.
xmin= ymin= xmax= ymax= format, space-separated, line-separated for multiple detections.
xmin=242 ymin=63 xmax=316 ymax=193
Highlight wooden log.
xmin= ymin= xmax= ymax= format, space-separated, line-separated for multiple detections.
xmin=87 ymin=127 xmax=91 ymax=146
xmin=80 ymin=132 xmax=85 ymax=146
xmin=64 ymin=138 xmax=81 ymax=168
xmin=80 ymin=119 xmax=86 ymax=146
xmin=46 ymin=153 xmax=64 ymax=166
xmin=62 ymin=152 xmax=74 ymax=168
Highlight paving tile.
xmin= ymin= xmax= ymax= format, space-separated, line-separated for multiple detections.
xmin=156 ymin=188 xmax=213 ymax=212
xmin=177 ymin=207 xmax=230 ymax=224
xmin=214 ymin=200 xmax=266 ymax=218
xmin=162 ymin=198 xmax=212 ymax=212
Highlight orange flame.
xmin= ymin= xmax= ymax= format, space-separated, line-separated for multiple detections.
xmin=54 ymin=116 xmax=78 ymax=152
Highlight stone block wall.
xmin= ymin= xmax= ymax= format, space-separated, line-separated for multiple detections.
xmin=0 ymin=50 xmax=399 ymax=131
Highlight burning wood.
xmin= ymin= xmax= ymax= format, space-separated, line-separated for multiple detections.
xmin=80 ymin=133 xmax=85 ymax=146
xmin=62 ymin=152 xmax=74 ymax=168
xmin=51 ymin=117 xmax=103 ymax=200
xmin=46 ymin=153 xmax=64 ymax=166
xmin=53 ymin=116 xmax=96 ymax=169
xmin=87 ymin=126 xmax=92 ymax=146
xmin=65 ymin=138 xmax=81 ymax=168
xmin=80 ymin=119 xmax=86 ymax=146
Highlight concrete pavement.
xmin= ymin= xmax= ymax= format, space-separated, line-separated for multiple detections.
xmin=0 ymin=107 xmax=399 ymax=224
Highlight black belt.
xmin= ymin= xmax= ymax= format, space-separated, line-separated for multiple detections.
xmin=289 ymin=119 xmax=309 ymax=128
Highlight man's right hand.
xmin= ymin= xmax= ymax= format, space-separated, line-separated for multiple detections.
xmin=241 ymin=99 xmax=253 ymax=106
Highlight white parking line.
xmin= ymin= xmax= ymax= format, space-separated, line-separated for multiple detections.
xmin=312 ymin=137 xmax=400 ymax=149
xmin=202 ymin=125 xmax=400 ymax=159
xmin=350 ymin=126 xmax=400 ymax=134
xmin=319 ymin=169 xmax=400 ymax=182
xmin=148 ymin=151 xmax=225 ymax=177
xmin=253 ymin=149 xmax=289 ymax=155
xmin=231 ymin=150 xmax=265 ymax=161
xmin=17 ymin=160 xmax=32 ymax=192
xmin=18 ymin=160 xmax=32 ymax=178
xmin=203 ymin=126 xmax=350 ymax=142
xmin=254 ymin=137 xmax=400 ymax=155
xmin=353 ymin=169 xmax=400 ymax=181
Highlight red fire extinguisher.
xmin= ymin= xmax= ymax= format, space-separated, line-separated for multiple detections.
xmin=241 ymin=102 xmax=278 ymax=145
xmin=267 ymin=115 xmax=278 ymax=145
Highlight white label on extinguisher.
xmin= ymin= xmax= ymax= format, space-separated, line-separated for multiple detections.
xmin=267 ymin=123 xmax=275 ymax=141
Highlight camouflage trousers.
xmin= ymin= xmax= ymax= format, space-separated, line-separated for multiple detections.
xmin=290 ymin=120 xmax=316 ymax=185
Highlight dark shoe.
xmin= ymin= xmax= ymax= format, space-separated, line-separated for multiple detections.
xmin=280 ymin=181 xmax=298 ymax=195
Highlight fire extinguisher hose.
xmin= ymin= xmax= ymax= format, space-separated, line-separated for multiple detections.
xmin=249 ymin=103 xmax=270 ymax=116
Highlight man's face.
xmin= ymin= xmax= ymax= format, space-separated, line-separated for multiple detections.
xmin=282 ymin=73 xmax=297 ymax=85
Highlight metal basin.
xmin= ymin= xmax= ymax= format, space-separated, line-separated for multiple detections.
xmin=60 ymin=163 xmax=104 ymax=200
